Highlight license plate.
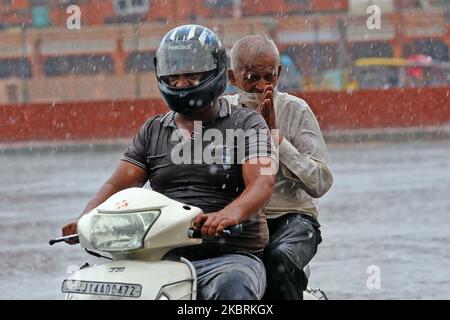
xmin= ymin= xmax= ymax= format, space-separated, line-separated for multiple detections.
xmin=62 ymin=279 xmax=142 ymax=298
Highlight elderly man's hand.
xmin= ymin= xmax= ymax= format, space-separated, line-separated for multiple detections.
xmin=193 ymin=211 xmax=240 ymax=238
xmin=257 ymin=84 xmax=276 ymax=130
xmin=257 ymin=85 xmax=283 ymax=144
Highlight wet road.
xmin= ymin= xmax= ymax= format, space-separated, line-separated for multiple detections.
xmin=1 ymin=140 xmax=449 ymax=299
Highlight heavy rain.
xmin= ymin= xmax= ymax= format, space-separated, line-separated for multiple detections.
xmin=1 ymin=0 xmax=450 ymax=300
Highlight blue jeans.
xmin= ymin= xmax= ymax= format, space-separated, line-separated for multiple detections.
xmin=165 ymin=250 xmax=266 ymax=300
xmin=192 ymin=252 xmax=266 ymax=300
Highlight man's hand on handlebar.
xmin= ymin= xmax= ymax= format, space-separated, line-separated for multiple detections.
xmin=194 ymin=211 xmax=240 ymax=238
xmin=61 ymin=218 xmax=81 ymax=244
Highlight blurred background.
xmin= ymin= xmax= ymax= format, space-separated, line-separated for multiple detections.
xmin=1 ymin=0 xmax=450 ymax=103
xmin=0 ymin=0 xmax=449 ymax=300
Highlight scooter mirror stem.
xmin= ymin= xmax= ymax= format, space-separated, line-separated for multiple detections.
xmin=49 ymin=234 xmax=79 ymax=246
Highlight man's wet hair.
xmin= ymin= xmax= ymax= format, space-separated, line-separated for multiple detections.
xmin=230 ymin=35 xmax=280 ymax=71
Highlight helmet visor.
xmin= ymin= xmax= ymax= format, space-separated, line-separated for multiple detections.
xmin=156 ymin=40 xmax=218 ymax=77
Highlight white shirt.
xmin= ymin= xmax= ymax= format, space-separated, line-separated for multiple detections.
xmin=223 ymin=91 xmax=333 ymax=220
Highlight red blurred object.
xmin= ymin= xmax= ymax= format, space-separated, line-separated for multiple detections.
xmin=407 ymin=54 xmax=432 ymax=78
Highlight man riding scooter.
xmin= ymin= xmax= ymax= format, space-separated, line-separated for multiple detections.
xmin=61 ymin=25 xmax=276 ymax=300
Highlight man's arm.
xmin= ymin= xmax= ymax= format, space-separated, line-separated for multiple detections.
xmin=278 ymin=103 xmax=333 ymax=198
xmin=61 ymin=161 xmax=148 ymax=240
xmin=194 ymin=157 xmax=275 ymax=237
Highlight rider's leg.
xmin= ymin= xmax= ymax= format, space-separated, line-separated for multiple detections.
xmin=193 ymin=252 xmax=266 ymax=300
xmin=262 ymin=213 xmax=322 ymax=300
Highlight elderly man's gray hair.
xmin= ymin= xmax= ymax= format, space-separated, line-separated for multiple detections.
xmin=230 ymin=35 xmax=280 ymax=71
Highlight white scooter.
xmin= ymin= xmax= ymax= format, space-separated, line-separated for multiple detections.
xmin=50 ymin=187 xmax=327 ymax=300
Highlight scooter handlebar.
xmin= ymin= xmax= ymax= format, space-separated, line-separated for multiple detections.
xmin=51 ymin=224 xmax=243 ymax=244
xmin=49 ymin=234 xmax=79 ymax=245
xmin=188 ymin=224 xmax=243 ymax=238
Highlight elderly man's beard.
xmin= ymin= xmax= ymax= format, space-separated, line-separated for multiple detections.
xmin=237 ymin=86 xmax=278 ymax=109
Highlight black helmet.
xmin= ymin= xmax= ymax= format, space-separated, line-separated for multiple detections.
xmin=154 ymin=25 xmax=227 ymax=115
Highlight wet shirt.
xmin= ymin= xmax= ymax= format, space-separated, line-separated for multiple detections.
xmin=224 ymin=92 xmax=333 ymax=220
xmin=122 ymin=99 xmax=272 ymax=254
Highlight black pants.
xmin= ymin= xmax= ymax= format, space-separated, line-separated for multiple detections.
xmin=262 ymin=213 xmax=322 ymax=300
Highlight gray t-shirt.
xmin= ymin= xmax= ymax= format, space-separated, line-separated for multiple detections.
xmin=122 ymin=99 xmax=272 ymax=255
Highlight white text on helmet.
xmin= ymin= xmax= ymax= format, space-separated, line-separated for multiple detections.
xmin=168 ymin=44 xmax=192 ymax=50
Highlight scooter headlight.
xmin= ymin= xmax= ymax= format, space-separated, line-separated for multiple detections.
xmin=90 ymin=211 xmax=160 ymax=252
